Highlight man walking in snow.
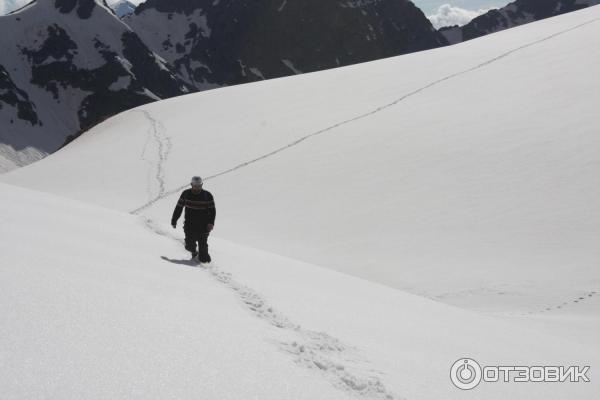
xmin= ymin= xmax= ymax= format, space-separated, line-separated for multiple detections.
xmin=171 ymin=176 xmax=216 ymax=263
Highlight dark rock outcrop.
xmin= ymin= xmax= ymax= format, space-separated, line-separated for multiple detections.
xmin=0 ymin=0 xmax=190 ymax=170
xmin=126 ymin=0 xmax=448 ymax=88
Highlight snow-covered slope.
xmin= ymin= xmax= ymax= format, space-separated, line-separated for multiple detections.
xmin=0 ymin=181 xmax=351 ymax=400
xmin=1 ymin=181 xmax=597 ymax=399
xmin=2 ymin=6 xmax=600 ymax=398
xmin=6 ymin=4 xmax=600 ymax=314
xmin=0 ymin=0 xmax=189 ymax=173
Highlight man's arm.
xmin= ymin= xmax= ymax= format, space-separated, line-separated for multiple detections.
xmin=171 ymin=192 xmax=186 ymax=227
xmin=207 ymin=192 xmax=216 ymax=231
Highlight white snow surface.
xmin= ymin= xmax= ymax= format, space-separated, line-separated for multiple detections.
xmin=0 ymin=183 xmax=596 ymax=399
xmin=2 ymin=6 xmax=600 ymax=399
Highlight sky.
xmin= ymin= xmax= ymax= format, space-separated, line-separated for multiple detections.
xmin=417 ymin=1 xmax=509 ymax=28
xmin=414 ymin=0 xmax=507 ymax=15
xmin=1 ymin=0 xmax=509 ymax=28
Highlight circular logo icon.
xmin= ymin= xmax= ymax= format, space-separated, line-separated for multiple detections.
xmin=450 ymin=358 xmax=482 ymax=390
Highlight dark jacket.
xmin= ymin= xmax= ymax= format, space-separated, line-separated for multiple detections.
xmin=171 ymin=189 xmax=216 ymax=230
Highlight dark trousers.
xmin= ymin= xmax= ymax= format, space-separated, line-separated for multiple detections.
xmin=184 ymin=227 xmax=211 ymax=262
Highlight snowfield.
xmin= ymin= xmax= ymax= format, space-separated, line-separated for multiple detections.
xmin=2 ymin=5 xmax=600 ymax=400
xmin=1 ymin=182 xmax=597 ymax=399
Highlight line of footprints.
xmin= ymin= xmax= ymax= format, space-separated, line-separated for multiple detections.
xmin=525 ymin=290 xmax=598 ymax=315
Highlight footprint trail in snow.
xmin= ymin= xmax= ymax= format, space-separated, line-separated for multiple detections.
xmin=143 ymin=218 xmax=401 ymax=400
xmin=130 ymin=17 xmax=599 ymax=216
xmin=135 ymin=109 xmax=172 ymax=202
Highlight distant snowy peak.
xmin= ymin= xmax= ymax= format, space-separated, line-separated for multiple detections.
xmin=110 ymin=0 xmax=135 ymax=17
xmin=126 ymin=0 xmax=448 ymax=89
xmin=0 ymin=0 xmax=190 ymax=172
xmin=440 ymin=0 xmax=600 ymax=44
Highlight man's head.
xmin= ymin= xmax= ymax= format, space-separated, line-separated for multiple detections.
xmin=190 ymin=176 xmax=203 ymax=191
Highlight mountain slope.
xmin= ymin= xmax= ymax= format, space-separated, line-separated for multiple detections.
xmin=0 ymin=0 xmax=189 ymax=172
xmin=6 ymin=5 xmax=599 ymax=318
xmin=125 ymin=0 xmax=448 ymax=88
xmin=3 ymin=6 xmax=600 ymax=386
xmin=0 ymin=182 xmax=348 ymax=400
xmin=1 ymin=181 xmax=597 ymax=399
xmin=3 ymin=6 xmax=600 ymax=398
xmin=0 ymin=64 xmax=44 ymax=171
xmin=440 ymin=0 xmax=600 ymax=44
